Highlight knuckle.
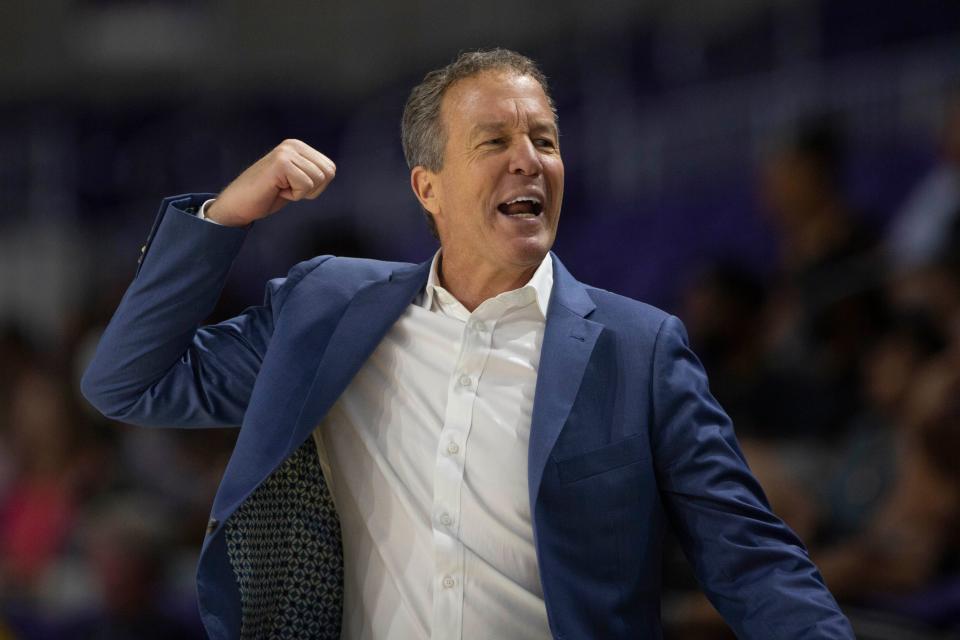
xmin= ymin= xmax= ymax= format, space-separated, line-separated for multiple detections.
xmin=275 ymin=140 xmax=298 ymax=157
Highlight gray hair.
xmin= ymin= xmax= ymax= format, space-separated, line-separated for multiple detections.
xmin=401 ymin=48 xmax=556 ymax=238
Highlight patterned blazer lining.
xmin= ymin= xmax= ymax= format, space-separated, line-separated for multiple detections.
xmin=224 ymin=439 xmax=344 ymax=639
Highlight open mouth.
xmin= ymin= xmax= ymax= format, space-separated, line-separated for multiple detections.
xmin=497 ymin=196 xmax=543 ymax=218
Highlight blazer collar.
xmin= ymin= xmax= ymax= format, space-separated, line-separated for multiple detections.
xmin=547 ymin=251 xmax=596 ymax=319
xmin=281 ymin=257 xmax=431 ymax=450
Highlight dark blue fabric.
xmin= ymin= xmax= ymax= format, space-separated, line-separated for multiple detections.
xmin=82 ymin=195 xmax=854 ymax=639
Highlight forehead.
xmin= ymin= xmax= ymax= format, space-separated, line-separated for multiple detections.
xmin=440 ymin=71 xmax=555 ymax=136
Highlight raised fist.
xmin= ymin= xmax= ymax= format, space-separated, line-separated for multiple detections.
xmin=205 ymin=139 xmax=336 ymax=227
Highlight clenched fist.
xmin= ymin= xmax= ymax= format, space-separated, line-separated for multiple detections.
xmin=205 ymin=139 xmax=336 ymax=227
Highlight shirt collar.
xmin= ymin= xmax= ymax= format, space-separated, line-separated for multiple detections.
xmin=420 ymin=250 xmax=554 ymax=319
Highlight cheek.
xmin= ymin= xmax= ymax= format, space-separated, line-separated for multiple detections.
xmin=448 ymin=190 xmax=490 ymax=235
xmin=547 ymin=161 xmax=564 ymax=191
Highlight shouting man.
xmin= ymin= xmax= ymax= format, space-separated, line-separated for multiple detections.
xmin=82 ymin=49 xmax=853 ymax=639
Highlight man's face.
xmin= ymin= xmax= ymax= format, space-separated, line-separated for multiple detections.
xmin=421 ymin=71 xmax=564 ymax=273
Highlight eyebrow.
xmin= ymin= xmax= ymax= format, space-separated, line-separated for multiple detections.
xmin=469 ymin=120 xmax=559 ymax=141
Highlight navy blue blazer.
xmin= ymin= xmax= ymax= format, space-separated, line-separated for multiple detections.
xmin=82 ymin=194 xmax=853 ymax=639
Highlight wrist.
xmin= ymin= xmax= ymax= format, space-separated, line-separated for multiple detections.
xmin=204 ymin=200 xmax=250 ymax=228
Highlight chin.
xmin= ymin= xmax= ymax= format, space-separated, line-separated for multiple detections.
xmin=502 ymin=235 xmax=553 ymax=267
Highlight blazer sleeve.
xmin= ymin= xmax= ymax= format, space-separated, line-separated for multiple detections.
xmin=81 ymin=194 xmax=328 ymax=429
xmin=650 ymin=315 xmax=854 ymax=639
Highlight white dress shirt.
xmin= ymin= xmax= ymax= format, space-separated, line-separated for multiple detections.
xmin=313 ymin=251 xmax=554 ymax=640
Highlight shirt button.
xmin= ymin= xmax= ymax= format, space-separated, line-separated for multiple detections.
xmin=446 ymin=441 xmax=460 ymax=455
xmin=439 ymin=513 xmax=453 ymax=527
xmin=474 ymin=321 xmax=487 ymax=332
xmin=442 ymin=576 xmax=456 ymax=589
xmin=458 ymin=374 xmax=472 ymax=388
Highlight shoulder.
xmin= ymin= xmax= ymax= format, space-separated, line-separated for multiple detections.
xmin=572 ymin=283 xmax=694 ymax=367
xmin=276 ymin=255 xmax=420 ymax=310
xmin=581 ymin=284 xmax=674 ymax=335
xmin=551 ymin=253 xmax=669 ymax=332
xmin=317 ymin=255 xmax=416 ymax=279
xmin=285 ymin=255 xmax=415 ymax=287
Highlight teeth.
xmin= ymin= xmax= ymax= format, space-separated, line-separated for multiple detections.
xmin=505 ymin=196 xmax=541 ymax=205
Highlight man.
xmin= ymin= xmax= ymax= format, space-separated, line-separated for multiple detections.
xmin=82 ymin=49 xmax=853 ymax=639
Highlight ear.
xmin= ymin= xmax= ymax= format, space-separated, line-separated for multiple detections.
xmin=410 ymin=166 xmax=441 ymax=216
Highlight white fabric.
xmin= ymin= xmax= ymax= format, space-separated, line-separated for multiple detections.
xmin=312 ymin=251 xmax=554 ymax=640
xmin=198 ymin=198 xmax=218 ymax=221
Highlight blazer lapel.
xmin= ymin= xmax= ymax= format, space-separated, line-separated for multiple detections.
xmin=283 ymin=258 xmax=433 ymax=452
xmin=528 ymin=254 xmax=603 ymax=518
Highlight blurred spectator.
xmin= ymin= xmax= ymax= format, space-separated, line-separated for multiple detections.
xmin=888 ymin=225 xmax=960 ymax=345
xmin=815 ymin=311 xmax=946 ymax=543
xmin=757 ymin=117 xmax=885 ymax=441
xmin=0 ymin=367 xmax=82 ymax=596
xmin=56 ymin=498 xmax=202 ymax=640
xmin=886 ymin=93 xmax=960 ymax=271
xmin=0 ymin=325 xmax=35 ymax=503
xmin=815 ymin=355 xmax=960 ymax=605
xmin=681 ymin=263 xmax=769 ymax=437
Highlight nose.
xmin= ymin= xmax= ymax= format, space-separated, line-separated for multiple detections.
xmin=508 ymin=136 xmax=543 ymax=176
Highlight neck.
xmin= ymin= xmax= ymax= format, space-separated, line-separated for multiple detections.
xmin=438 ymin=252 xmax=539 ymax=312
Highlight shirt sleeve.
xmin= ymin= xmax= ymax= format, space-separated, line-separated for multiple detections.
xmin=197 ymin=198 xmax=220 ymax=224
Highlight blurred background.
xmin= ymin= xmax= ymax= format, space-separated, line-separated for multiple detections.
xmin=1 ymin=0 xmax=959 ymax=638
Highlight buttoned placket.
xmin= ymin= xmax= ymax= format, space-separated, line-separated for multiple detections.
xmin=429 ymin=292 xmax=515 ymax=639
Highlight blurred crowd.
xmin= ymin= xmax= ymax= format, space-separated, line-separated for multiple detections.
xmin=0 ymin=313 xmax=229 ymax=636
xmin=665 ymin=99 xmax=960 ymax=639
xmin=1 ymin=94 xmax=959 ymax=640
